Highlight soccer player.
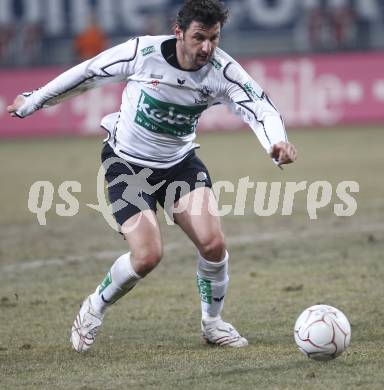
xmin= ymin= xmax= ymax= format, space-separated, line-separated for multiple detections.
xmin=7 ymin=0 xmax=297 ymax=351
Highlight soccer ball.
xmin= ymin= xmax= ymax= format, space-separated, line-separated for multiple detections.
xmin=294 ymin=304 xmax=351 ymax=361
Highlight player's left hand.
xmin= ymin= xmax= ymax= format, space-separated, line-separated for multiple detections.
xmin=270 ymin=141 xmax=297 ymax=166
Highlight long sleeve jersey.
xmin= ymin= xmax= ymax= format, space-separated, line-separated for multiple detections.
xmin=16 ymin=35 xmax=288 ymax=168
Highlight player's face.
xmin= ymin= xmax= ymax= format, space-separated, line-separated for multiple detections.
xmin=175 ymin=21 xmax=221 ymax=70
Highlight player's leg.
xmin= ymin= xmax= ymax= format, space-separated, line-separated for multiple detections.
xmin=71 ymin=210 xmax=163 ymax=352
xmin=121 ymin=209 xmax=163 ymax=276
xmin=174 ymin=186 xmax=226 ymax=260
xmin=173 ymin=187 xmax=248 ymax=347
xmin=71 ymin=143 xmax=164 ymax=352
xmin=91 ymin=209 xmax=162 ymax=311
xmin=173 ymin=187 xmax=227 ymax=321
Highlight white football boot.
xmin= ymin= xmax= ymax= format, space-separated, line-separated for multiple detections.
xmin=70 ymin=296 xmax=104 ymax=352
xmin=202 ymin=318 xmax=248 ymax=347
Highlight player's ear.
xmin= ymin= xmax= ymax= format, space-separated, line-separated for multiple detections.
xmin=175 ymin=24 xmax=183 ymax=41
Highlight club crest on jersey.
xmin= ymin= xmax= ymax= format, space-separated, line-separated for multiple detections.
xmin=177 ymin=78 xmax=186 ymax=86
xmin=135 ymin=90 xmax=207 ymax=137
xmin=198 ymin=86 xmax=212 ymax=99
xmin=195 ymin=86 xmax=212 ymax=104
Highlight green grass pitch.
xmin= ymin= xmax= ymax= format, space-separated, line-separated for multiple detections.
xmin=0 ymin=127 xmax=383 ymax=389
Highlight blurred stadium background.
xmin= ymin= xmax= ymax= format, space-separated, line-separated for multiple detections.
xmin=1 ymin=1 xmax=384 ymax=388
xmin=1 ymin=0 xmax=384 ymax=136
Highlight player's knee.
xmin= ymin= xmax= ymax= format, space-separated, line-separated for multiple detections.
xmin=199 ymin=234 xmax=226 ymax=262
xmin=132 ymin=246 xmax=163 ymax=276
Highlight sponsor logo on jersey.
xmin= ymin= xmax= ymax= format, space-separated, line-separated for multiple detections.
xmin=135 ymin=90 xmax=207 ymax=136
xmin=148 ymin=79 xmax=160 ymax=91
xmin=244 ymin=81 xmax=262 ymax=101
xmin=141 ymin=45 xmax=155 ymax=56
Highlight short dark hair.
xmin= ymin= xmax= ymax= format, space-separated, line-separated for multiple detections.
xmin=176 ymin=0 xmax=229 ymax=32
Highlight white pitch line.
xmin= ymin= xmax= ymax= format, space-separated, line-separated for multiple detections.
xmin=1 ymin=222 xmax=383 ymax=274
xmin=0 ymin=244 xmax=186 ymax=273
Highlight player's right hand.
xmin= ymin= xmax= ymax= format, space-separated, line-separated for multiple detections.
xmin=270 ymin=141 xmax=298 ymax=166
xmin=7 ymin=95 xmax=26 ymax=117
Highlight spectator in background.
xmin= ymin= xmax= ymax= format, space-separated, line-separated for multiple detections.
xmin=307 ymin=1 xmax=328 ymax=49
xmin=74 ymin=15 xmax=108 ymax=61
xmin=23 ymin=23 xmax=43 ymax=65
xmin=0 ymin=24 xmax=15 ymax=66
xmin=307 ymin=0 xmax=356 ymax=50
xmin=0 ymin=22 xmax=42 ymax=67
xmin=329 ymin=0 xmax=356 ymax=49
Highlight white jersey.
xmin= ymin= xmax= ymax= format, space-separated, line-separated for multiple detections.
xmin=16 ymin=35 xmax=287 ymax=168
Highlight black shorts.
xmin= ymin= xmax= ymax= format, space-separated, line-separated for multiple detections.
xmin=101 ymin=143 xmax=212 ymax=227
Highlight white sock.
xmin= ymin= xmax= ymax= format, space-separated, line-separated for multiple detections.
xmin=197 ymin=251 xmax=229 ymax=321
xmin=90 ymin=252 xmax=141 ymax=314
